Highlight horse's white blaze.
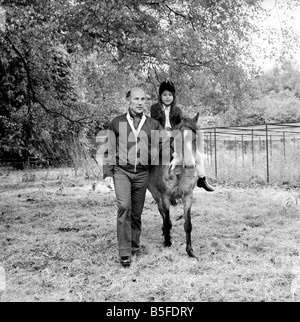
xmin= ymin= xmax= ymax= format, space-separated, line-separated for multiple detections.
xmin=183 ymin=130 xmax=196 ymax=167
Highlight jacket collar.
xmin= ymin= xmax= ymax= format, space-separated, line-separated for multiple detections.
xmin=126 ymin=112 xmax=147 ymax=137
xmin=162 ymin=104 xmax=171 ymax=112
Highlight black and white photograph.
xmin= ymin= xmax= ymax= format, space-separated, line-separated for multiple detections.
xmin=1 ymin=0 xmax=300 ymax=306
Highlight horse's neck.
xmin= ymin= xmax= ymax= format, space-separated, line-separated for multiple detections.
xmin=153 ymin=125 xmax=197 ymax=167
xmin=181 ymin=129 xmax=196 ymax=167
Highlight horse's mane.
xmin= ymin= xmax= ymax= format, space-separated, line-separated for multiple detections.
xmin=175 ymin=116 xmax=199 ymax=133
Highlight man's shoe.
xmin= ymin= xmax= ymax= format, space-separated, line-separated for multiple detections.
xmin=120 ymin=256 xmax=131 ymax=267
xmin=197 ymin=177 xmax=215 ymax=192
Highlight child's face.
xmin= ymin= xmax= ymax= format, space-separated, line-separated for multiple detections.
xmin=161 ymin=90 xmax=174 ymax=107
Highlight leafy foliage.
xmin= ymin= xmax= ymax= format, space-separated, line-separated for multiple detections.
xmin=0 ymin=0 xmax=300 ymax=165
xmin=0 ymin=0 xmax=91 ymax=162
xmin=233 ymin=58 xmax=300 ymax=125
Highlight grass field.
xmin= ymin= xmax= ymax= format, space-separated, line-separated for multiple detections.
xmin=1 ymin=168 xmax=300 ymax=302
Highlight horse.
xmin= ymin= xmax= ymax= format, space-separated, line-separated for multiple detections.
xmin=148 ymin=113 xmax=200 ymax=259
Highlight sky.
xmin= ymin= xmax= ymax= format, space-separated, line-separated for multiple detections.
xmin=257 ymin=0 xmax=300 ymax=70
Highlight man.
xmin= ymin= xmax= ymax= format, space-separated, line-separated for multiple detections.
xmin=103 ymin=87 xmax=161 ymax=267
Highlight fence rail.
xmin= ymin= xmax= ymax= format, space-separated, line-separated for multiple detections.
xmin=203 ymin=121 xmax=300 ymax=184
xmin=0 ymin=157 xmax=50 ymax=169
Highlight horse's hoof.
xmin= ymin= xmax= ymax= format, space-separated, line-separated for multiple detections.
xmin=164 ymin=241 xmax=172 ymax=247
xmin=187 ymin=249 xmax=198 ymax=260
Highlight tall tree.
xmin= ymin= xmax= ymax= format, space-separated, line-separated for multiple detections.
xmin=1 ymin=0 xmax=300 ymax=165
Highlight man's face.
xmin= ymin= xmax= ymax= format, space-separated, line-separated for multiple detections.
xmin=129 ymin=89 xmax=146 ymax=115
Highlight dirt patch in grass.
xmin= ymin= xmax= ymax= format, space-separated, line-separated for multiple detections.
xmin=1 ymin=169 xmax=300 ymax=302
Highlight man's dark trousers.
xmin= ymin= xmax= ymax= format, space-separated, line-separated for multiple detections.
xmin=113 ymin=166 xmax=149 ymax=257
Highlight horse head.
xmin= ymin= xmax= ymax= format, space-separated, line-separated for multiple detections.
xmin=174 ymin=113 xmax=200 ymax=167
xmin=177 ymin=113 xmax=200 ymax=132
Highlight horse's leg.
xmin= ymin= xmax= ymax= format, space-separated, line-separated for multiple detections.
xmin=161 ymin=196 xmax=172 ymax=247
xmin=148 ymin=188 xmax=171 ymax=246
xmin=183 ymin=194 xmax=197 ymax=259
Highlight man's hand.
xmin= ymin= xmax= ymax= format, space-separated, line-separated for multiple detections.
xmin=105 ymin=177 xmax=114 ymax=190
xmin=169 ymin=152 xmax=183 ymax=171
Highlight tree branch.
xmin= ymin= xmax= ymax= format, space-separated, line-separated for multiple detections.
xmin=5 ymin=35 xmax=35 ymax=114
xmin=173 ymin=58 xmax=213 ymax=69
xmin=165 ymin=4 xmax=187 ymax=19
xmin=5 ymin=35 xmax=89 ymax=125
xmin=164 ymin=4 xmax=196 ymax=31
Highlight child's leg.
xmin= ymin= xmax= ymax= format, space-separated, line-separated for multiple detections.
xmin=196 ymin=151 xmax=206 ymax=177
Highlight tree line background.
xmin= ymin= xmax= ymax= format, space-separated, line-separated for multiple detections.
xmin=0 ymin=0 xmax=300 ymax=170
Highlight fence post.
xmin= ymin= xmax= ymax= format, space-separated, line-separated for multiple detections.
xmin=210 ymin=132 xmax=213 ymax=165
xmin=283 ymin=132 xmax=286 ymax=162
xmin=205 ymin=135 xmax=209 ymax=163
xmin=235 ymin=137 xmax=237 ymax=163
xmin=265 ymin=124 xmax=270 ymax=184
xmin=242 ymin=134 xmax=244 ymax=168
xmin=251 ymin=130 xmax=254 ymax=166
xmin=214 ymin=127 xmax=217 ymax=179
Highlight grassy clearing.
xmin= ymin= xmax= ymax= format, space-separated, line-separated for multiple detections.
xmin=1 ymin=168 xmax=300 ymax=302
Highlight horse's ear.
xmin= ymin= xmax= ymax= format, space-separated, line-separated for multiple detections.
xmin=193 ymin=113 xmax=200 ymax=123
